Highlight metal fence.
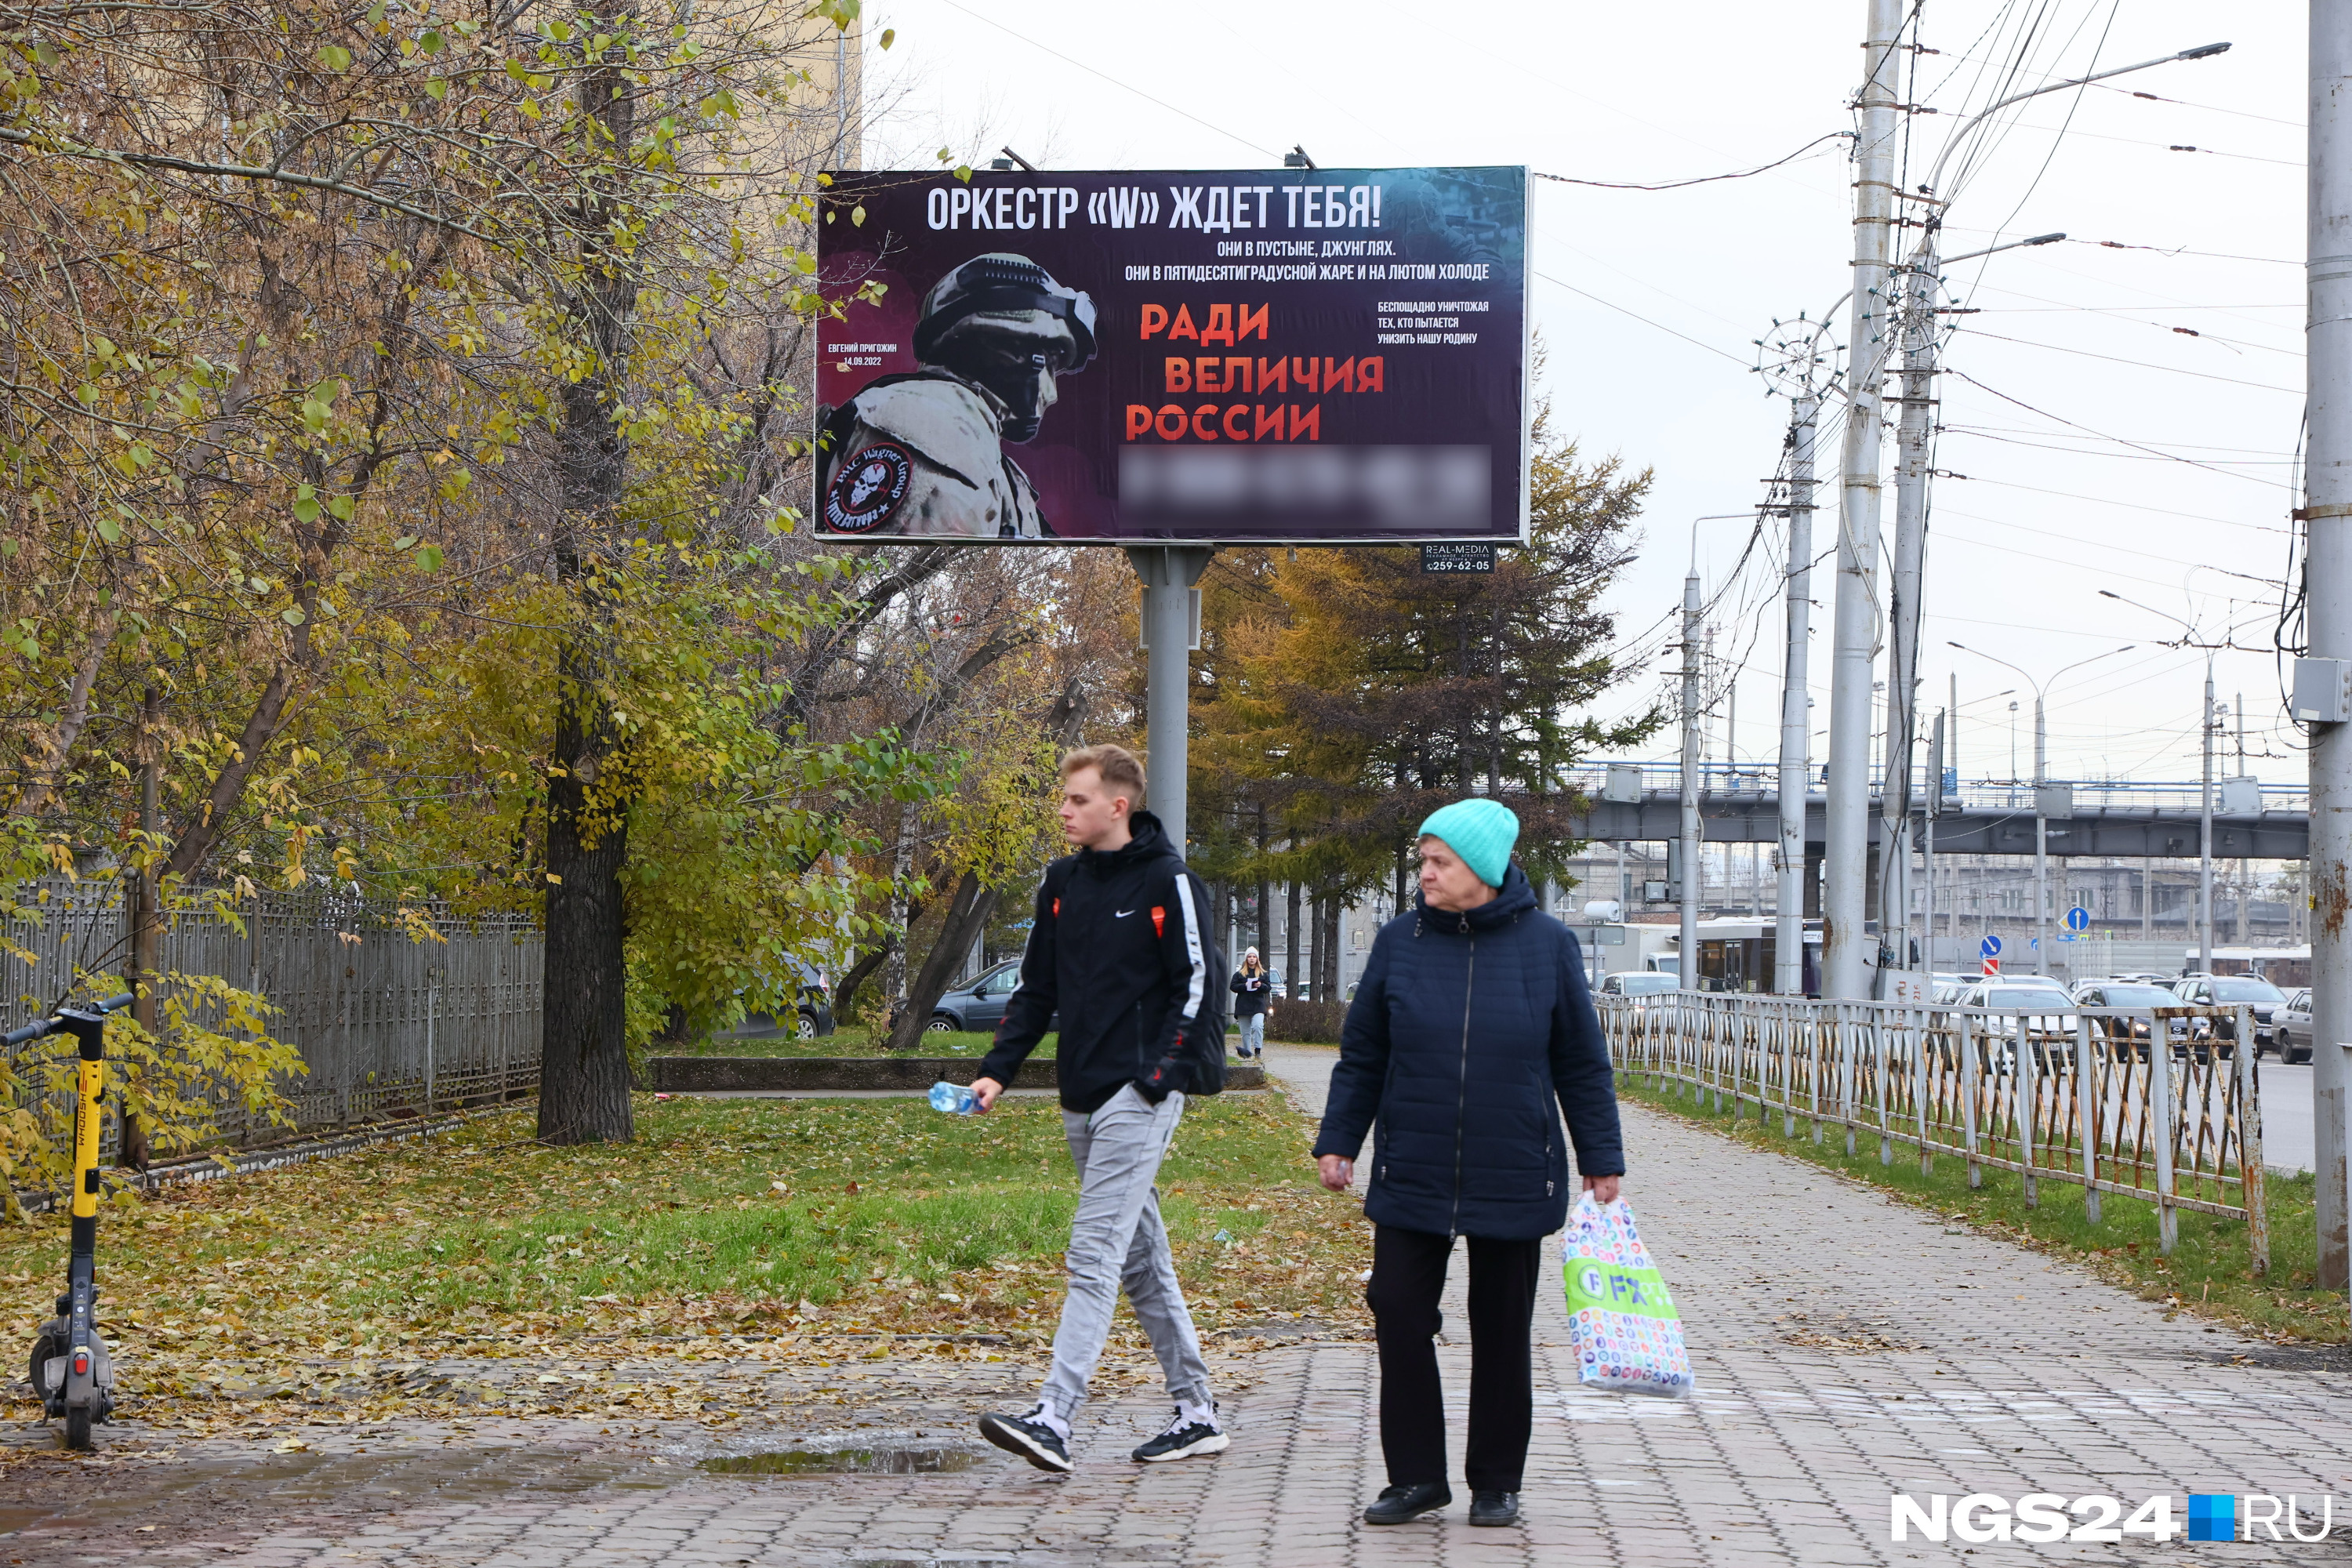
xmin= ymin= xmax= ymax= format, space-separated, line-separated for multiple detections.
xmin=1599 ymin=993 xmax=2267 ymax=1269
xmin=3 ymin=880 xmax=542 ymax=1150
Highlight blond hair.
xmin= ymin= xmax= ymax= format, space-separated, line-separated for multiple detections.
xmin=1061 ymin=743 xmax=1147 ymax=808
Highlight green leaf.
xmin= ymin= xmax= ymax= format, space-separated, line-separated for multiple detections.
xmin=880 ymin=27 xmax=895 ymax=49
xmin=426 ymin=77 xmax=448 ymax=100
xmin=318 ymin=45 xmax=354 ymax=71
xmin=281 ymin=607 xmax=307 ymax=626
xmin=415 ymin=544 xmax=444 ymax=572
xmin=850 ymin=204 xmax=865 ymax=227
xmin=327 ymin=495 xmax=355 ymax=521
xmin=419 ymin=28 xmax=444 ymax=55
xmin=393 ymin=534 xmax=419 ymax=551
xmin=293 ymin=497 xmax=321 ymax=524
xmin=95 ymin=516 xmax=122 ymax=543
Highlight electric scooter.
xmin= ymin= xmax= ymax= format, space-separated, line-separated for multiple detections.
xmin=7 ymin=993 xmax=133 ymax=1450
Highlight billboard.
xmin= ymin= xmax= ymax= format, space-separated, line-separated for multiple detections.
xmin=812 ymin=166 xmax=1528 ymax=545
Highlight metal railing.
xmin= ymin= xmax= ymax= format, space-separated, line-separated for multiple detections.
xmin=1599 ymin=993 xmax=2267 ymax=1269
xmin=5 ymin=880 xmax=542 ymax=1153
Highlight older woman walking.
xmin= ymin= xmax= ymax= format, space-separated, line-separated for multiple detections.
xmin=1312 ymin=798 xmax=1624 ymax=1529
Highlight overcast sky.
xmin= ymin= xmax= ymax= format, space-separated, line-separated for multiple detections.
xmin=862 ymin=1 xmax=2307 ymax=792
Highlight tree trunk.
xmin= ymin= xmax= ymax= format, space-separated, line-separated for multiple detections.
xmin=536 ymin=33 xmax=637 ymax=1145
xmin=1284 ymin=879 xmax=1301 ymax=1002
xmin=889 ymin=869 xmax=1003 ymax=1052
xmin=1254 ymin=804 xmax=1270 ymax=963
xmin=121 ymin=687 xmax=158 ymax=1173
xmin=833 ymin=943 xmax=895 ymax=1018
xmin=538 ymin=644 xmax=633 ymax=1142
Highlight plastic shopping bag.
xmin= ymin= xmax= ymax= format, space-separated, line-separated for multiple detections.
xmin=1561 ymin=1191 xmax=1693 ymax=1398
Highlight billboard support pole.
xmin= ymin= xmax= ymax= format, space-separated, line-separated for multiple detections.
xmin=1127 ymin=546 xmax=1214 ymax=851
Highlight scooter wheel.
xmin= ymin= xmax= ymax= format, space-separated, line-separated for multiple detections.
xmin=64 ymin=1406 xmax=91 ymax=1451
xmin=25 ymin=1334 xmax=56 ymax=1399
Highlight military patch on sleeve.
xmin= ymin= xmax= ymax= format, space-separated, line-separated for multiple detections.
xmin=823 ymin=441 xmax=914 ymax=533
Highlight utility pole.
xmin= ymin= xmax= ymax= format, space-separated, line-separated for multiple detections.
xmin=1880 ymin=234 xmax=1935 ymax=983
xmin=2310 ymin=0 xmax=2348 ymax=1287
xmin=2201 ymin=666 xmax=2216 ymax=978
xmin=1824 ymin=0 xmax=1904 ymax=999
xmin=1924 ymin=709 xmax=1944 ymax=971
xmin=1680 ymin=569 xmax=1704 ymax=989
xmin=1775 ymin=398 xmax=1817 ymax=994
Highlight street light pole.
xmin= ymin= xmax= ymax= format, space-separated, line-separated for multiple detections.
xmin=2098 ymin=590 xmax=2225 ymax=979
xmin=1948 ymin=643 xmax=2135 ymax=978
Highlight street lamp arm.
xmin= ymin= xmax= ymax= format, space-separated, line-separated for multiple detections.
xmin=1947 ymin=641 xmax=2042 ymax=698
xmin=1922 ymin=44 xmax=2231 ymax=198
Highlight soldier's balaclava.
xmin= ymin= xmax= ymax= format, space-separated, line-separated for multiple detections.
xmin=916 ymin=254 xmax=1097 ymax=443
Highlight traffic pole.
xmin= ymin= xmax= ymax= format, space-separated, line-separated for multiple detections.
xmin=1776 ymin=395 xmax=1817 ymax=994
xmin=1824 ymin=0 xmax=1904 ymax=1000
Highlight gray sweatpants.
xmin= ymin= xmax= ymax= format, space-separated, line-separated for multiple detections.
xmin=1040 ymin=1083 xmax=1214 ymax=1421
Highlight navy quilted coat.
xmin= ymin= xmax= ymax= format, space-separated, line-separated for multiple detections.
xmin=1312 ymin=864 xmax=1624 ymax=1240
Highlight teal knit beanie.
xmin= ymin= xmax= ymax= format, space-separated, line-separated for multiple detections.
xmin=1417 ymin=798 xmax=1519 ymax=891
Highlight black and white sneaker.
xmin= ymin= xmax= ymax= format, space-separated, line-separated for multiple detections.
xmin=979 ymin=1403 xmax=1072 ymax=1473
xmin=1131 ymin=1403 xmax=1229 ymax=1463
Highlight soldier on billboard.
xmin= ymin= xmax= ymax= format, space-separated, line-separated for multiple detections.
xmin=816 ymin=252 xmax=1097 ymax=538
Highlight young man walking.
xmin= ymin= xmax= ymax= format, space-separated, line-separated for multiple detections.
xmin=969 ymin=744 xmax=1226 ymax=1472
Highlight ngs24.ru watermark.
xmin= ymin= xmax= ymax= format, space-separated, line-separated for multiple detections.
xmin=1893 ymin=1492 xmax=2335 ymax=1544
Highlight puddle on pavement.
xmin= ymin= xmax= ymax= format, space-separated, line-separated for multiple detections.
xmin=700 ymin=1444 xmax=993 ymax=1476
xmin=0 ymin=1508 xmax=53 ymax=1536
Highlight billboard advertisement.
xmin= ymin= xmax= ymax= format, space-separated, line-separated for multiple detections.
xmin=812 ymin=166 xmax=1528 ymax=545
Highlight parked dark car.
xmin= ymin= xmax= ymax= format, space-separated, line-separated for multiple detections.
xmin=2270 ymin=988 xmax=2314 ymax=1064
xmin=2169 ymin=974 xmax=2287 ymax=1058
xmin=2071 ymin=981 xmax=2196 ymax=1059
xmin=928 ymin=961 xmax=1060 ymax=1036
xmin=735 ymin=961 xmax=836 ymax=1039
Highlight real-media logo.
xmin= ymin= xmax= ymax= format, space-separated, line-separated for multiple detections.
xmin=1890 ymin=1492 xmax=2336 ymax=1544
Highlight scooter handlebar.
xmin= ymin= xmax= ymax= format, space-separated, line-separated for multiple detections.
xmin=3 ymin=993 xmax=139 ymax=1047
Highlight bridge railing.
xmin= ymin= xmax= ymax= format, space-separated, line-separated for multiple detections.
xmin=1596 ymin=993 xmax=2267 ymax=1268
xmin=1562 ymin=761 xmax=2308 ymax=815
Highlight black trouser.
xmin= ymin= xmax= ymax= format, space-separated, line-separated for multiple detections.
xmin=1367 ymin=1223 xmax=1543 ymax=1493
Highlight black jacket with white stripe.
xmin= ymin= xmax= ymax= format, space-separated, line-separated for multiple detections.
xmin=982 ymin=811 xmax=1212 ymax=1113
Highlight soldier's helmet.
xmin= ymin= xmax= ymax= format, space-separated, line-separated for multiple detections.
xmin=914 ymin=253 xmax=1098 ymax=372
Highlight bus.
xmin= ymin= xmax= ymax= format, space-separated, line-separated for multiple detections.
xmin=1664 ymin=917 xmax=1824 ymax=997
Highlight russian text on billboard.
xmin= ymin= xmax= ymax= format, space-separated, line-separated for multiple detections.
xmin=813 ymin=167 xmax=1529 ymax=545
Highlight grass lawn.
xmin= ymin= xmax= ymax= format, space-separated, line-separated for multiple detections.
xmin=0 ymin=1088 xmax=1368 ymax=1429
xmin=1619 ymin=1073 xmax=2347 ymax=1344
xmin=673 ymin=1023 xmax=1054 ymax=1059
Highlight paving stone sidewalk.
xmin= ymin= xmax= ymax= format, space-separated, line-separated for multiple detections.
xmin=0 ymin=1051 xmax=2346 ymax=1566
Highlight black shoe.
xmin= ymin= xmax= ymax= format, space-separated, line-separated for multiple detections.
xmin=1468 ymin=1490 xmax=1521 ymax=1526
xmin=1131 ymin=1403 xmax=1229 ymax=1463
xmin=1364 ymin=1482 xmax=1452 ymax=1524
xmin=978 ymin=1403 xmax=1072 ymax=1473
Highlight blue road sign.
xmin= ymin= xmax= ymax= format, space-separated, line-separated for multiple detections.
xmin=2065 ymin=906 xmax=2089 ymax=933
xmin=1980 ymin=935 xmax=2002 ymax=959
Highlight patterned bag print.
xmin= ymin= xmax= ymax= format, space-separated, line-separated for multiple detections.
xmin=1561 ymin=1192 xmax=1693 ymax=1398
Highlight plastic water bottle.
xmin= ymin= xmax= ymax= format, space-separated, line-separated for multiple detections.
xmin=928 ymin=1081 xmax=978 ymax=1115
